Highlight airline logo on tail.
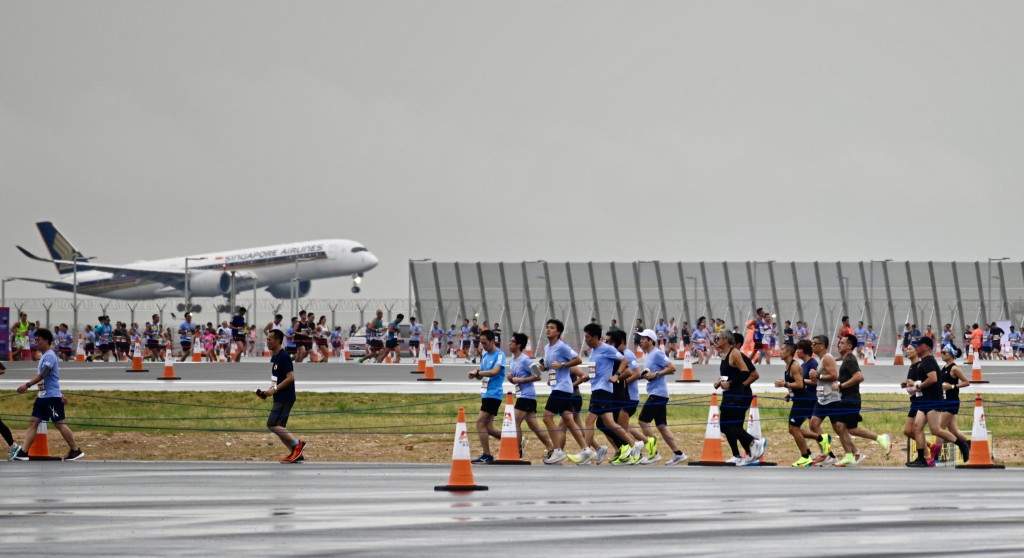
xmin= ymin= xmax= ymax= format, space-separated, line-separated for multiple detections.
xmin=37 ymin=221 xmax=85 ymax=275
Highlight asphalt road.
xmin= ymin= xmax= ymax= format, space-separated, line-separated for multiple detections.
xmin=1 ymin=461 xmax=1021 ymax=557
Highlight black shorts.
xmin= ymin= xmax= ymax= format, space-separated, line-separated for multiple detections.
xmin=544 ymin=390 xmax=575 ymax=415
xmin=981 ymin=346 xmax=992 ymax=354
xmin=98 ymin=343 xmax=111 ymax=353
xmin=116 ymin=342 xmax=130 ymax=353
xmin=385 ymin=339 xmax=399 ymax=349
xmin=812 ymin=401 xmax=842 ymax=422
xmin=32 ymin=396 xmax=66 ymax=423
xmin=369 ymin=339 xmax=384 ymax=349
xmin=461 ymin=340 xmax=471 ymax=348
xmin=836 ymin=399 xmax=862 ymax=428
xmin=298 ymin=341 xmax=313 ymax=350
xmin=944 ymin=399 xmax=961 ymax=415
xmin=788 ymin=403 xmax=814 ymax=427
xmin=472 ymin=340 xmax=480 ymax=348
xmin=480 ymin=397 xmax=501 ymax=416
xmin=58 ymin=348 xmax=72 ymax=356
xmin=267 ymin=399 xmax=294 ymax=428
xmin=514 ymin=398 xmax=537 ymax=414
xmin=180 ymin=341 xmax=192 ymax=348
xmin=233 ymin=335 xmax=246 ymax=342
xmin=908 ymin=399 xmax=921 ymax=418
xmin=620 ymin=400 xmax=639 ymax=417
xmin=992 ymin=342 xmax=1001 ymax=351
xmin=146 ymin=340 xmax=160 ymax=349
xmin=409 ymin=340 xmax=420 ymax=348
xmin=571 ymin=394 xmax=583 ymax=414
xmin=286 ymin=346 xmax=297 ymax=355
xmin=753 ymin=341 xmax=763 ymax=350
xmin=588 ymin=389 xmax=617 ymax=415
xmin=85 ymin=343 xmax=95 ymax=352
xmin=639 ymin=395 xmax=669 ymax=425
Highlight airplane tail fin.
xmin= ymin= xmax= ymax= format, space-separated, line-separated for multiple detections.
xmin=36 ymin=221 xmax=86 ymax=275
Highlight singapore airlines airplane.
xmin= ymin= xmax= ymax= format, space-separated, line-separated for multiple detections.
xmin=14 ymin=222 xmax=379 ymax=303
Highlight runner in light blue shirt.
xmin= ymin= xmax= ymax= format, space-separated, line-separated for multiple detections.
xmin=635 ymin=329 xmax=686 ymax=465
xmin=13 ymin=328 xmax=85 ymax=461
xmin=506 ymin=332 xmax=555 ymax=461
xmin=468 ymin=330 xmax=507 ymax=463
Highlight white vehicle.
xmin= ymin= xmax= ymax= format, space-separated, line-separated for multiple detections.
xmin=15 ymin=221 xmax=378 ymax=303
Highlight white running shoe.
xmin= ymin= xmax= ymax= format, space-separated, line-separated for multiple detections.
xmin=643 ymin=453 xmax=663 ymax=465
xmin=543 ymin=448 xmax=567 ymax=464
xmin=816 ymin=456 xmax=837 ymax=467
xmin=578 ymin=447 xmax=597 ymax=465
xmin=751 ymin=438 xmax=767 ymax=460
xmin=726 ymin=456 xmax=743 ymax=465
xmin=596 ymin=445 xmax=609 ymax=465
xmin=664 ymin=453 xmax=687 ymax=466
xmin=632 ymin=440 xmax=644 ymax=460
xmin=854 ymin=451 xmax=867 ymax=466
xmin=737 ymin=454 xmax=757 ymax=466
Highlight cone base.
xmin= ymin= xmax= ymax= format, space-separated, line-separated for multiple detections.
xmin=434 ymin=485 xmax=489 ymax=491
xmin=675 ymin=379 xmax=701 ymax=383
xmin=157 ymin=376 xmax=181 ymax=380
xmin=491 ymin=460 xmax=531 ymax=465
xmin=689 ymin=461 xmax=735 ymax=467
xmin=970 ymin=380 xmax=990 ymax=384
xmin=126 ymin=369 xmax=150 ymax=373
xmin=26 ymin=455 xmax=64 ymax=461
xmin=417 ymin=378 xmax=442 ymax=382
xmin=753 ymin=461 xmax=777 ymax=466
xmin=955 ymin=463 xmax=1005 ymax=469
xmin=410 ymin=370 xmax=424 ymax=374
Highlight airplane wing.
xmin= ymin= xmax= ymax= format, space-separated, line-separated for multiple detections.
xmin=7 ymin=277 xmax=74 ymax=290
xmin=16 ymin=245 xmax=187 ymax=285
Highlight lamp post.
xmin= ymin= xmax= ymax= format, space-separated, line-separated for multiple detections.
xmin=184 ymin=257 xmax=207 ymax=314
xmin=2 ymin=277 xmax=14 ymax=309
xmin=291 ymin=256 xmax=315 ymax=319
xmin=685 ymin=276 xmax=698 ymax=321
xmin=988 ymin=257 xmax=1008 ymax=324
xmin=72 ymin=256 xmax=96 ymax=336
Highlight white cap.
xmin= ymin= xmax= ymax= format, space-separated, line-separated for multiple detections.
xmin=637 ymin=329 xmax=657 ymax=342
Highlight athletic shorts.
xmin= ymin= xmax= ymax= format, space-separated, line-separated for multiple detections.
xmin=544 ymin=389 xmax=575 ymax=415
xmin=98 ymin=344 xmax=111 ymax=353
xmin=788 ymin=402 xmax=815 ymax=427
xmin=286 ymin=346 xmax=297 ymax=355
xmin=621 ymin=400 xmax=639 ymax=417
xmin=812 ymin=401 xmax=843 ymax=422
xmin=639 ymin=395 xmax=669 ymax=425
xmin=32 ymin=396 xmax=66 ymax=423
xmin=267 ymin=399 xmax=294 ymax=428
xmin=753 ymin=341 xmax=763 ymax=350
xmin=385 ymin=339 xmax=399 ymax=349
xmin=58 ymin=348 xmax=72 ymax=356
xmin=981 ymin=346 xmax=992 ymax=353
xmin=233 ymin=335 xmax=246 ymax=342
xmin=480 ymin=397 xmax=501 ymax=416
xmin=146 ymin=340 xmax=160 ymax=349
xmin=993 ymin=342 xmax=1001 ymax=351
xmin=116 ymin=343 xmax=130 ymax=353
xmin=85 ymin=343 xmax=95 ymax=351
xmin=461 ymin=340 xmax=471 ymax=348
xmin=572 ymin=394 xmax=583 ymax=414
xmin=514 ymin=397 xmax=537 ymax=414
xmin=409 ymin=340 xmax=420 ymax=348
xmin=944 ymin=399 xmax=961 ymax=415
xmin=369 ymin=339 xmax=384 ymax=349
xmin=298 ymin=341 xmax=313 ymax=350
xmin=472 ymin=340 xmax=480 ymax=348
xmin=668 ymin=337 xmax=678 ymax=344
xmin=180 ymin=341 xmax=192 ymax=348
xmin=836 ymin=399 xmax=862 ymax=428
xmin=588 ymin=389 xmax=617 ymax=415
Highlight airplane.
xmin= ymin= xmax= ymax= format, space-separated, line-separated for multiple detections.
xmin=13 ymin=222 xmax=379 ymax=309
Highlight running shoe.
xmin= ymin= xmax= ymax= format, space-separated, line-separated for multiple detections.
xmin=906 ymin=457 xmax=929 ymax=468
xmin=596 ymin=445 xmax=609 ymax=465
xmin=13 ymin=449 xmax=29 ymax=461
xmin=929 ymin=443 xmax=942 ymax=463
xmin=640 ymin=453 xmax=663 ymax=465
xmin=792 ymin=455 xmax=814 ymax=467
xmin=471 ymin=453 xmax=494 ymax=464
xmin=664 ymin=453 xmax=687 ymax=466
xmin=815 ymin=456 xmax=837 ymax=467
xmin=818 ymin=433 xmax=832 ymax=455
xmin=628 ymin=449 xmax=642 ymax=465
xmin=8 ymin=443 xmax=21 ymax=462
xmin=877 ymin=434 xmax=892 ymax=458
xmin=543 ymin=448 xmax=568 ymax=464
xmin=725 ymin=456 xmax=743 ymax=465
xmin=578 ymin=447 xmax=597 ymax=465
xmin=646 ymin=436 xmax=659 ymax=459
xmin=737 ymin=454 xmax=757 ymax=466
xmin=617 ymin=444 xmax=632 ymax=462
xmin=835 ymin=453 xmax=856 ymax=467
xmin=65 ymin=449 xmax=85 ymax=461
xmin=927 ymin=458 xmax=937 ymax=468
xmin=632 ymin=441 xmax=645 ymax=462
xmin=519 ymin=438 xmax=528 ymax=460
xmin=610 ymin=453 xmax=631 ymax=466
xmin=751 ymin=438 xmax=767 ymax=460
xmin=810 ymin=454 xmax=829 ymax=466
xmin=958 ymin=440 xmax=971 ymax=462
xmin=565 ymin=451 xmax=582 ymax=464
xmin=854 ymin=451 xmax=868 ymax=465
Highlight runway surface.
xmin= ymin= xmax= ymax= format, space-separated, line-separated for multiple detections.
xmin=2 ymin=358 xmax=1024 ymax=394
xmin=2 ymin=461 xmax=1022 ymax=557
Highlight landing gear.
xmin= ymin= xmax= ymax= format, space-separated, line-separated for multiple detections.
xmin=352 ymin=273 xmax=363 ymax=294
xmin=351 ymin=286 xmax=361 ymax=293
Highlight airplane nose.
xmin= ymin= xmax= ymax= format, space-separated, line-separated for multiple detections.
xmin=364 ymin=252 xmax=379 ymax=270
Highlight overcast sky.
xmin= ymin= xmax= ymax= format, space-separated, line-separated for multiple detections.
xmin=2 ymin=1 xmax=1023 ymax=301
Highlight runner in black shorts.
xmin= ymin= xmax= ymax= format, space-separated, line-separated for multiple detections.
xmin=258 ymin=329 xmax=305 ymax=463
xmin=939 ymin=344 xmax=971 ymax=461
xmin=776 ymin=341 xmax=814 ymax=467
xmin=902 ymin=337 xmax=962 ymax=466
xmin=539 ymin=319 xmax=586 ymax=463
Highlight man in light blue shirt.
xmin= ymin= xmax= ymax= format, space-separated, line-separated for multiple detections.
xmin=507 ymin=332 xmax=557 ymax=463
xmin=539 ymin=319 xmax=585 ymax=464
xmin=571 ymin=323 xmax=636 ymax=465
xmin=408 ymin=317 xmax=422 ymax=358
xmin=14 ymin=328 xmax=85 ymax=461
xmin=636 ymin=329 xmax=687 ymax=465
xmin=468 ymin=330 xmax=506 ymax=463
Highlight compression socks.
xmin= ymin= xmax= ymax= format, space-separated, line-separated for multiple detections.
xmin=0 ymin=419 xmax=12 ymax=446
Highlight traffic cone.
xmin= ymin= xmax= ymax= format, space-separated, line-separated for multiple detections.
xmin=746 ymin=396 xmax=776 ymax=466
xmin=434 ymin=407 xmax=489 ymax=491
xmin=863 ymin=346 xmax=875 ymax=366
xmin=690 ymin=394 xmax=729 ymax=466
xmin=967 ymin=345 xmax=975 ymax=364
xmin=158 ymin=343 xmax=180 ymax=380
xmin=27 ymin=421 xmax=50 ymax=458
xmin=431 ymin=339 xmax=441 ymax=364
xmin=192 ymin=339 xmax=204 ymax=362
xmin=75 ymin=335 xmax=86 ymax=362
xmin=411 ymin=348 xmax=427 ymax=374
xmin=956 ymin=395 xmax=1004 ymax=469
xmin=635 ymin=348 xmax=643 ymax=359
xmin=262 ymin=340 xmax=271 ymax=358
xmin=384 ymin=354 xmax=393 ymax=364
xmin=970 ymin=357 xmax=988 ymax=384
xmin=492 ymin=393 xmax=530 ymax=465
xmin=418 ymin=360 xmax=442 ymax=381
xmin=893 ymin=337 xmax=904 ymax=365
xmin=676 ymin=353 xmax=699 ymax=383
xmin=126 ymin=341 xmax=149 ymax=373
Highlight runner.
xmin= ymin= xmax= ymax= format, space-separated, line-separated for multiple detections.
xmin=430 ymin=321 xmax=443 ymax=353
xmin=540 ymin=319 xmax=585 ymax=464
xmin=491 ymin=322 xmax=502 ymax=349
xmin=901 ymin=337 xmax=962 ymax=467
xmin=315 ymin=316 xmax=330 ymax=363
xmin=636 ymin=329 xmax=687 ymax=466
xmin=379 ymin=314 xmax=404 ymax=364
xmin=202 ymin=324 xmax=217 ymax=362
xmin=293 ymin=310 xmax=310 ymax=363
xmin=714 ymin=331 xmax=766 ymax=466
xmin=469 ymin=318 xmax=481 ymax=364
xmin=854 ymin=321 xmax=869 ymax=359
xmin=0 ymin=362 xmax=23 ymax=460
xmin=655 ymin=318 xmax=669 ymax=351
xmin=216 ymin=321 xmax=232 ymax=361
xmin=506 ymin=333 xmax=556 ymax=462
xmin=796 ymin=321 xmax=809 ymax=343
xmin=833 ymin=333 xmax=891 ymax=466
xmin=256 ymin=329 xmax=306 ymax=463
xmin=83 ymin=325 xmax=95 ymax=360
xmin=939 ymin=344 xmax=971 ymax=462
xmin=55 ymin=324 xmax=73 ymax=362
xmin=13 ymin=328 xmax=84 ymax=461
xmin=330 ymin=326 xmax=344 ymax=357
xmin=146 ymin=315 xmax=163 ymax=362
xmin=691 ymin=317 xmax=712 ymax=365
xmin=666 ymin=317 xmax=679 ymax=359
xmin=92 ymin=315 xmax=113 ymax=362
xmin=573 ymin=323 xmax=636 ymax=466
xmin=776 ymin=341 xmax=814 ymax=467
xmin=808 ymin=335 xmax=847 ymax=466
xmin=178 ymin=312 xmax=196 ymax=362
xmin=610 ymin=330 xmax=646 ymax=465
xmin=468 ymin=330 xmax=506 ymax=464
xmin=408 ymin=317 xmax=422 ymax=358
xmin=989 ymin=322 xmax=1005 ymax=361
xmin=445 ymin=324 xmax=456 ymax=357
xmin=460 ymin=319 xmax=472 ymax=360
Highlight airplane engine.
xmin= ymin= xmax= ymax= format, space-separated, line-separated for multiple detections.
xmin=188 ymin=271 xmax=232 ymax=297
xmin=265 ymin=280 xmax=311 ymax=299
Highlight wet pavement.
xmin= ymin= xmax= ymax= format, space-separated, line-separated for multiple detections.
xmin=2 ymin=461 xmax=1022 ymax=556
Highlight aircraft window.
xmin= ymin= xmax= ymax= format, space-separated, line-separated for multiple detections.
xmin=351 ymin=247 xmax=368 ymax=253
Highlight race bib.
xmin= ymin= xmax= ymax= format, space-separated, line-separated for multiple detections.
xmin=480 ymin=376 xmax=489 ymax=394
xmin=548 ymin=371 xmax=556 ymax=387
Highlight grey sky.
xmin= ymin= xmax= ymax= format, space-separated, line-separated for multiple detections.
xmin=2 ymin=2 xmax=1023 ymax=301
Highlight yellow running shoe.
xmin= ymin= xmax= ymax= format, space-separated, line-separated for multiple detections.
xmin=835 ymin=453 xmax=857 ymax=467
xmin=792 ymin=455 xmax=814 ymax=467
xmin=818 ymin=433 xmax=832 ymax=455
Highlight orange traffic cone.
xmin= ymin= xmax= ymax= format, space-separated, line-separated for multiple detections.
xmin=492 ymin=393 xmax=530 ymax=465
xmin=158 ymin=343 xmax=180 ymax=380
xmin=893 ymin=337 xmax=904 ymax=365
xmin=435 ymin=407 xmax=489 ymax=491
xmin=75 ymin=335 xmax=86 ymax=362
xmin=431 ymin=339 xmax=441 ymax=364
xmin=192 ymin=338 xmax=204 ymax=362
xmin=126 ymin=341 xmax=149 ymax=373
xmin=967 ymin=345 xmax=975 ymax=364
xmin=384 ymin=354 xmax=393 ymax=364
xmin=27 ymin=421 xmax=50 ymax=458
xmin=863 ymin=345 xmax=876 ymax=366
xmin=956 ymin=395 xmax=1004 ymax=469
xmin=262 ymin=340 xmax=271 ymax=358
xmin=418 ymin=360 xmax=442 ymax=382
xmin=411 ymin=349 xmax=427 ymax=374
xmin=746 ymin=396 xmax=776 ymax=466
xmin=690 ymin=394 xmax=728 ymax=466
xmin=970 ymin=357 xmax=988 ymax=384
xmin=676 ymin=353 xmax=699 ymax=383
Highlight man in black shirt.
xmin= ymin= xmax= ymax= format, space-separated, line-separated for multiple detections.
xmin=902 ymin=337 xmax=960 ymax=467
xmin=989 ymin=322 xmax=1005 ymax=360
xmin=230 ymin=307 xmax=247 ymax=363
xmin=834 ymin=334 xmax=891 ymax=466
xmin=258 ymin=329 xmax=306 ymax=463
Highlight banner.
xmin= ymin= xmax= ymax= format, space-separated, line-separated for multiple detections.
xmin=0 ymin=307 xmax=8 ymax=361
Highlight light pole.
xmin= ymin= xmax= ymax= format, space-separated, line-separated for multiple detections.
xmin=184 ymin=257 xmax=207 ymax=314
xmin=685 ymin=276 xmax=698 ymax=321
xmin=291 ymin=256 xmax=315 ymax=319
xmin=2 ymin=277 xmax=14 ymax=309
xmin=72 ymin=256 xmax=96 ymax=336
xmin=988 ymin=257 xmax=1008 ymax=324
